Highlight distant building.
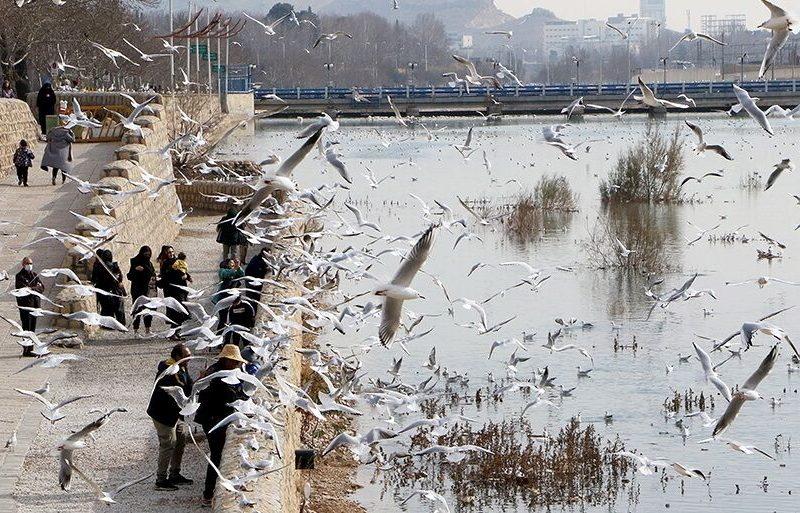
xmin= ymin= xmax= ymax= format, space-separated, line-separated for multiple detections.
xmin=700 ymin=14 xmax=747 ymax=37
xmin=639 ymin=0 xmax=666 ymax=25
xmin=543 ymin=14 xmax=658 ymax=54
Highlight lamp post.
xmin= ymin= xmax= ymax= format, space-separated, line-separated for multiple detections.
xmin=660 ymin=57 xmax=668 ymax=84
xmin=740 ymin=52 xmax=747 ymax=83
xmin=408 ymin=61 xmax=418 ymax=87
xmin=572 ymin=55 xmax=580 ymax=84
xmin=324 ymin=62 xmax=334 ymax=87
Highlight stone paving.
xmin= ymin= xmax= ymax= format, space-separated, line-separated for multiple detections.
xmin=0 ymin=141 xmax=116 ymax=513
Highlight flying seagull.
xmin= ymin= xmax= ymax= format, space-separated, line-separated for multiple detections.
xmin=758 ymin=0 xmax=797 ymax=78
xmin=733 ymin=84 xmax=773 ymax=135
xmin=685 ymin=121 xmax=733 ymax=160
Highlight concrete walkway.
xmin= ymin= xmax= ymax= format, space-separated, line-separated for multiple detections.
xmin=0 ymin=141 xmax=116 ymax=513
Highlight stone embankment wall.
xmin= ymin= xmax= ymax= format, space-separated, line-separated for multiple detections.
xmin=53 ymin=97 xmax=181 ymax=330
xmin=176 ymin=180 xmax=254 ymax=212
xmin=0 ymin=99 xmax=41 ymax=179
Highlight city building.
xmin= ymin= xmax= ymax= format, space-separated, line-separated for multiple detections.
xmin=543 ymin=14 xmax=659 ymax=54
xmin=640 ymin=0 xmax=666 ymax=25
xmin=700 ymin=14 xmax=747 ymax=37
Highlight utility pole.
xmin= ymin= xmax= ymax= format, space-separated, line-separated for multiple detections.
xmin=194 ymin=4 xmax=200 ymax=84
xmin=740 ymin=52 xmax=747 ymax=83
xmin=661 ymin=57 xmax=668 ymax=83
xmin=721 ymin=29 xmax=725 ymax=80
xmin=186 ymin=3 xmax=192 ymax=90
xmin=169 ymin=0 xmax=174 ymax=91
xmin=206 ymin=10 xmax=212 ymax=92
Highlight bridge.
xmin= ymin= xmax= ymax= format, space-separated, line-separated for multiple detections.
xmin=254 ymin=80 xmax=800 ymax=117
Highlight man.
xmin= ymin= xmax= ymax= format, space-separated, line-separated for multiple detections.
xmin=194 ymin=345 xmax=248 ymax=506
xmin=243 ymin=245 xmax=277 ymax=301
xmin=14 ymin=257 xmax=44 ymax=357
xmin=146 ymin=344 xmax=195 ymax=491
xmin=223 ymin=296 xmax=256 ymax=347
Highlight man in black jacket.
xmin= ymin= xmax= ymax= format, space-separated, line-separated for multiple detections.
xmin=194 ymin=344 xmax=248 ymax=506
xmin=15 ymin=257 xmax=44 ymax=357
xmin=223 ymin=297 xmax=256 ymax=347
xmin=243 ymin=245 xmax=277 ymax=302
xmin=147 ymin=344 xmax=195 ymax=491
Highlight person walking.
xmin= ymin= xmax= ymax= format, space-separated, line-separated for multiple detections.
xmin=91 ymin=250 xmax=126 ymax=325
xmin=216 ymin=208 xmax=248 ymax=262
xmin=157 ymin=246 xmax=189 ymax=332
xmin=222 ymin=296 xmax=256 ymax=347
xmin=194 ymin=345 xmax=248 ymax=506
xmin=35 ymin=82 xmax=56 ymax=134
xmin=40 ymin=124 xmax=74 ymax=185
xmin=213 ymin=258 xmax=244 ymax=331
xmin=244 ymin=245 xmax=277 ymax=301
xmin=128 ymin=246 xmax=156 ymax=336
xmin=12 ymin=139 xmax=35 ymax=187
xmin=14 ymin=257 xmax=44 ymax=357
xmin=146 ymin=343 xmax=194 ymax=491
xmin=2 ymin=79 xmax=17 ymax=98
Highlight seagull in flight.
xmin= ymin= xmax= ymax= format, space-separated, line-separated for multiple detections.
xmin=765 ymin=158 xmax=794 ymax=190
xmin=88 ymin=39 xmax=139 ymax=68
xmin=733 ymin=84 xmax=773 ymax=135
xmin=670 ymin=30 xmax=726 ymax=52
xmin=758 ymin=0 xmax=797 ymax=78
xmin=685 ymin=121 xmax=733 ymax=160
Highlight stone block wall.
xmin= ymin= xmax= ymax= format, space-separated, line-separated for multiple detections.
xmin=176 ymin=180 xmax=254 ymax=212
xmin=0 ymin=99 xmax=40 ymax=179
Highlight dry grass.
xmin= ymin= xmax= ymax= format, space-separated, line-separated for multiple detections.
xmin=385 ymin=416 xmax=635 ymax=510
xmin=739 ymin=170 xmax=764 ymax=190
xmin=600 ymin=124 xmax=685 ymax=203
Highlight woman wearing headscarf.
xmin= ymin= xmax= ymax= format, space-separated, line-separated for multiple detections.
xmin=128 ymin=246 xmax=156 ymax=336
xmin=1 ymin=79 xmax=16 ymax=99
xmin=40 ymin=124 xmax=74 ymax=185
xmin=216 ymin=208 xmax=249 ymax=262
xmin=91 ymin=250 xmax=126 ymax=325
xmin=156 ymin=246 xmax=189 ymax=333
xmin=35 ymin=83 xmax=56 ymax=134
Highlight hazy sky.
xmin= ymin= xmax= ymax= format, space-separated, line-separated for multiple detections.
xmin=495 ymin=0 xmax=772 ymax=30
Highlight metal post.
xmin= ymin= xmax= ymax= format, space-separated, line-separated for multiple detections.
xmin=217 ymin=35 xmax=222 ymax=102
xmin=206 ymin=10 xmax=212 ymax=93
xmin=223 ymin=22 xmax=230 ymax=113
xmin=721 ymin=30 xmax=725 ymax=80
xmin=169 ymin=0 xmax=174 ymax=91
xmin=186 ymin=3 xmax=191 ymax=90
xmin=194 ymin=5 xmax=200 ymax=85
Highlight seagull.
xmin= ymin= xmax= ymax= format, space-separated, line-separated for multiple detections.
xmin=678 ymin=93 xmax=697 ymax=107
xmin=344 ymin=203 xmax=381 ymax=232
xmin=59 ymin=409 xmax=126 ymax=491
xmin=670 ymin=30 xmax=726 ymax=52
xmin=401 ymin=490 xmax=450 ymax=513
xmin=69 ymin=465 xmax=153 ymax=505
xmin=61 ymin=311 xmax=128 ymax=331
xmin=716 ymin=437 xmax=775 ymax=459
xmin=693 ymin=341 xmax=732 ymax=401
xmin=712 ymin=345 xmax=778 ymax=437
xmin=376 ymin=225 xmax=436 ymax=345
xmin=733 ymin=84 xmax=773 ymax=135
xmin=636 ymin=77 xmax=689 ymax=109
xmin=452 ymin=54 xmax=501 ymax=88
xmin=765 ymin=159 xmax=794 ymax=190
xmin=312 ymin=31 xmax=353 ymax=48
xmin=324 ymin=144 xmax=352 ymax=184
xmin=14 ymin=354 xmax=85 ymax=374
xmin=615 ymin=451 xmax=669 ymax=475
xmin=87 ymin=39 xmax=139 ymax=68
xmin=14 ymin=388 xmax=94 ymax=424
xmin=321 ymin=427 xmax=397 ymax=457
xmin=615 ymin=238 xmax=635 ymax=258
xmin=386 ymin=95 xmax=408 ymax=127
xmin=684 ymin=121 xmax=733 ymax=160
xmin=122 ymin=38 xmax=170 ymax=62
xmin=764 ymin=104 xmax=800 ymax=118
xmin=605 ymin=22 xmax=628 ymax=39
xmin=242 ymin=12 xmax=291 ymax=36
xmin=758 ymin=0 xmax=797 ymax=78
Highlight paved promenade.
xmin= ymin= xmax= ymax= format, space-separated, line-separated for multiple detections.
xmin=0 ymin=141 xmax=115 ymax=513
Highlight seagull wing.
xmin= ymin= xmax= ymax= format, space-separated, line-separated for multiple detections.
xmin=712 ymin=394 xmax=746 ymax=437
xmin=379 ymin=296 xmax=403 ymax=345
xmin=706 ymin=145 xmax=733 ymax=160
xmin=685 ymin=120 xmax=704 ymax=144
xmin=733 ymin=84 xmax=773 ymax=135
xmin=697 ymin=33 xmax=726 ymax=46
xmin=391 ymin=225 xmax=436 ymax=287
xmin=457 ymin=196 xmax=484 ymax=222
xmin=760 ymin=28 xmax=790 ymax=78
xmin=765 ymin=167 xmax=783 ymax=190
xmin=762 ymin=0 xmax=788 ymax=18
xmin=742 ymin=344 xmax=779 ymax=390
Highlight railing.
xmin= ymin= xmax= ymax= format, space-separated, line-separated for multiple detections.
xmin=254 ymin=80 xmax=800 ymax=103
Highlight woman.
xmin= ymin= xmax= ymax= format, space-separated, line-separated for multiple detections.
xmin=41 ymin=125 xmax=74 ymax=185
xmin=1 ymin=79 xmax=16 ymax=99
xmin=128 ymin=246 xmax=156 ymax=336
xmin=214 ymin=258 xmax=244 ymax=331
xmin=35 ymin=83 xmax=56 ymax=134
xmin=157 ymin=246 xmax=189 ymax=332
xmin=91 ymin=250 xmax=126 ymax=326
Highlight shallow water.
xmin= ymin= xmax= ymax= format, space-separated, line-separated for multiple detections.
xmin=220 ymin=113 xmax=800 ymax=512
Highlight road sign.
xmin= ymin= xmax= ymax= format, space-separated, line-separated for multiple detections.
xmin=212 ymin=65 xmax=225 ymax=73
xmin=190 ymin=43 xmax=208 ymax=55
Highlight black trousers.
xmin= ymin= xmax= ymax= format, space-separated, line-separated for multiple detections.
xmin=98 ymin=296 xmax=126 ymax=326
xmin=15 ymin=166 xmax=28 ymax=185
xmin=19 ymin=309 xmax=36 ymax=355
xmin=203 ymin=428 xmax=227 ymax=500
xmin=41 ymin=166 xmax=64 ymax=182
xmin=131 ymin=292 xmax=153 ymax=330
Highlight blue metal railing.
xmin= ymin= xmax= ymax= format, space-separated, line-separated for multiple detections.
xmin=254 ymin=80 xmax=799 ymax=103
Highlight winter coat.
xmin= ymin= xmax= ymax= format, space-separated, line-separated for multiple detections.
xmin=216 ymin=210 xmax=247 ymax=246
xmin=14 ymin=270 xmax=43 ymax=308
xmin=147 ymin=359 xmax=194 ymax=427
xmin=41 ymin=126 xmax=74 ymax=172
xmin=127 ymin=255 xmax=156 ymax=298
xmin=13 ymin=147 xmax=34 ymax=168
xmin=194 ymin=364 xmax=247 ymax=431
xmin=36 ymin=86 xmax=56 ymax=114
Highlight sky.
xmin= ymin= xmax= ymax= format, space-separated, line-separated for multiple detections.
xmin=495 ymin=0 xmax=772 ymax=30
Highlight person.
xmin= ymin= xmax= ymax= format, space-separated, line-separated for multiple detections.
xmin=41 ymin=124 xmax=74 ymax=185
xmin=91 ymin=250 xmax=126 ymax=325
xmin=14 ymin=257 xmax=44 ymax=357
xmin=12 ymin=139 xmax=35 ymax=187
xmin=222 ymin=296 xmax=256 ymax=347
xmin=243 ymin=245 xmax=277 ymax=301
xmin=194 ymin=345 xmax=248 ymax=506
xmin=157 ymin=246 xmax=189 ymax=331
xmin=146 ymin=343 xmax=195 ymax=491
xmin=35 ymin=82 xmax=56 ymax=134
xmin=171 ymin=252 xmax=192 ymax=283
xmin=214 ymin=258 xmax=244 ymax=331
xmin=2 ymin=79 xmax=16 ymax=99
xmin=216 ymin=208 xmax=249 ymax=262
xmin=128 ymin=246 xmax=156 ymax=336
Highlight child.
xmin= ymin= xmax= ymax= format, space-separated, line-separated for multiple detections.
xmin=171 ymin=252 xmax=193 ymax=283
xmin=13 ymin=140 xmax=35 ymax=187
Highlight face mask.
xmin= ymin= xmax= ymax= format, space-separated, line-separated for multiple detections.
xmin=24 ymin=264 xmax=33 ymax=272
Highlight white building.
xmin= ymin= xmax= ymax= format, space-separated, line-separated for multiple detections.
xmin=700 ymin=14 xmax=747 ymax=37
xmin=640 ymin=0 xmax=666 ymax=25
xmin=543 ymin=14 xmax=658 ymax=54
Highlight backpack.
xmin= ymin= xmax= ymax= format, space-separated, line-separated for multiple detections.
xmin=13 ymin=148 xmax=30 ymax=168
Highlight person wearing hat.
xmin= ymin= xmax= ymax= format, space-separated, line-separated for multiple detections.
xmin=146 ymin=344 xmax=194 ymax=491
xmin=194 ymin=344 xmax=249 ymax=506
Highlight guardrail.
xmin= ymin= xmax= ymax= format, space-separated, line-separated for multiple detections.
xmin=254 ymin=80 xmax=800 ymax=103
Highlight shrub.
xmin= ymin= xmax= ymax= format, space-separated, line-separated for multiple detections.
xmin=600 ymin=124 xmax=685 ymax=203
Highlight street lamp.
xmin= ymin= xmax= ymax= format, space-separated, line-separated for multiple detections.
xmin=660 ymin=57 xmax=668 ymax=84
xmin=323 ymin=62 xmax=334 ymax=87
xmin=740 ymin=52 xmax=747 ymax=83
xmin=408 ymin=61 xmax=418 ymax=88
xmin=572 ymin=56 xmax=580 ymax=84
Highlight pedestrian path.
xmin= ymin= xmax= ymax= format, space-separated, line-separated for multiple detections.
xmin=0 ymin=141 xmax=116 ymax=513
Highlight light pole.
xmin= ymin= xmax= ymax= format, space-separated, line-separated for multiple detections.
xmin=660 ymin=57 xmax=668 ymax=83
xmin=740 ymin=52 xmax=747 ymax=83
xmin=324 ymin=62 xmax=334 ymax=87
xmin=572 ymin=56 xmax=580 ymax=84
xmin=408 ymin=61 xmax=418 ymax=87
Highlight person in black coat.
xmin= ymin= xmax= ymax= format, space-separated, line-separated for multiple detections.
xmin=156 ymin=246 xmax=189 ymax=331
xmin=216 ymin=208 xmax=249 ymax=262
xmin=35 ymin=83 xmax=57 ymax=134
xmin=243 ymin=245 xmax=277 ymax=301
xmin=194 ymin=345 xmax=249 ymax=505
xmin=128 ymin=246 xmax=156 ymax=336
xmin=222 ymin=297 xmax=256 ymax=347
xmin=14 ymin=257 xmax=44 ymax=356
xmin=146 ymin=343 xmax=194 ymax=490
xmin=91 ymin=250 xmax=126 ymax=326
